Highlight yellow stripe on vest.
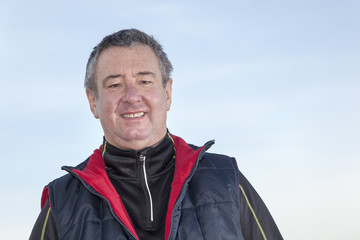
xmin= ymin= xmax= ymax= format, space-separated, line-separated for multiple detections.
xmin=239 ymin=184 xmax=267 ymax=240
xmin=40 ymin=207 xmax=51 ymax=240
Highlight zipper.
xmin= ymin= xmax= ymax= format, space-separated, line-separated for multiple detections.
xmin=139 ymin=154 xmax=154 ymax=222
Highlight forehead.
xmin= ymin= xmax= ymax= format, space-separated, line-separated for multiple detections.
xmin=96 ymin=44 xmax=160 ymax=72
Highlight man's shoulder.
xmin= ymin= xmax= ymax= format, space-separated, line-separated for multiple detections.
xmin=189 ymin=150 xmax=240 ymax=196
xmin=202 ymin=150 xmax=235 ymax=162
xmin=183 ymin=138 xmax=237 ymax=169
xmin=199 ymin=151 xmax=238 ymax=170
xmin=203 ymin=151 xmax=234 ymax=160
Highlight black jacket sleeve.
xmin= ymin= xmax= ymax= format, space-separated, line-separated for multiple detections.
xmin=238 ymin=170 xmax=283 ymax=240
xmin=29 ymin=200 xmax=59 ymax=240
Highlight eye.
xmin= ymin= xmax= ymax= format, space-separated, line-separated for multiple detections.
xmin=108 ymin=83 xmax=119 ymax=88
xmin=140 ymin=80 xmax=151 ymax=85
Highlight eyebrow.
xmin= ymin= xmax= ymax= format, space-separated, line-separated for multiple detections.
xmin=101 ymin=71 xmax=156 ymax=87
xmin=137 ymin=71 xmax=156 ymax=78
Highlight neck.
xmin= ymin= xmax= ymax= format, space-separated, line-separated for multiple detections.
xmin=104 ymin=132 xmax=169 ymax=151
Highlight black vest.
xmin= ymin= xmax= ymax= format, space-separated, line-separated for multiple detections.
xmin=46 ymin=140 xmax=244 ymax=240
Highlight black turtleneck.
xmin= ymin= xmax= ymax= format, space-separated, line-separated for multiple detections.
xmin=103 ymin=133 xmax=175 ymax=240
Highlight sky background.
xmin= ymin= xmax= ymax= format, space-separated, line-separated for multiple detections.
xmin=1 ymin=0 xmax=359 ymax=239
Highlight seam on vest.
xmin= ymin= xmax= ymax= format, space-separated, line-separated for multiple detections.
xmin=41 ymin=207 xmax=51 ymax=240
xmin=180 ymin=201 xmax=235 ymax=210
xmin=193 ymin=205 xmax=206 ymax=240
xmin=239 ymin=184 xmax=267 ymax=240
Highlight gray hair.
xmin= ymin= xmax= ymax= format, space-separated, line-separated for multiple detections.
xmin=84 ymin=29 xmax=173 ymax=97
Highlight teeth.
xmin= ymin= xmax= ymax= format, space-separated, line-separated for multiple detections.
xmin=122 ymin=112 xmax=145 ymax=119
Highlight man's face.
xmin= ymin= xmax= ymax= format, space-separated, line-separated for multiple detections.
xmin=86 ymin=45 xmax=172 ymax=150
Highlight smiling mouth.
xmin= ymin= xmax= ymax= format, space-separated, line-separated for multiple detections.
xmin=121 ymin=112 xmax=145 ymax=119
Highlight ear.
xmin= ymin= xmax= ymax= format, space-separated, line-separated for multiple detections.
xmin=86 ymin=89 xmax=99 ymax=119
xmin=165 ymin=78 xmax=173 ymax=111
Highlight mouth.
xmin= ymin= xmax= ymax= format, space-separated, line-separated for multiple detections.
xmin=121 ymin=112 xmax=145 ymax=119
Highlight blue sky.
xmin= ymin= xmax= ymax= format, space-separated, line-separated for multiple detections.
xmin=1 ymin=0 xmax=359 ymax=239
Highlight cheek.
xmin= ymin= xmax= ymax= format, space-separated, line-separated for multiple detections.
xmin=100 ymin=93 xmax=121 ymax=111
xmin=96 ymin=97 xmax=112 ymax=117
xmin=148 ymin=92 xmax=168 ymax=112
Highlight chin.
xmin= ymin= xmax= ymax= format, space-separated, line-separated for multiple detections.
xmin=123 ymin=129 xmax=151 ymax=141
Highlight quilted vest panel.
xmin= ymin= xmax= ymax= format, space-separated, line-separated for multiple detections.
xmin=170 ymin=153 xmax=244 ymax=240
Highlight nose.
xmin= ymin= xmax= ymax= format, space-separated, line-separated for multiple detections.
xmin=122 ymin=85 xmax=142 ymax=103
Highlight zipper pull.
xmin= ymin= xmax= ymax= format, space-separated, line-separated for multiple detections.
xmin=140 ymin=154 xmax=146 ymax=162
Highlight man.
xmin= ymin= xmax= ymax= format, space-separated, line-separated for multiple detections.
xmin=30 ymin=29 xmax=283 ymax=240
